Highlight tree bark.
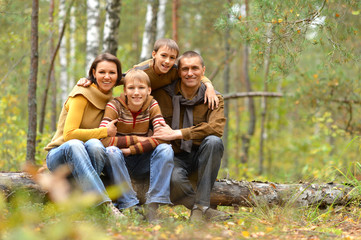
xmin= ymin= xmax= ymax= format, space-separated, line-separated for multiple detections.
xmin=172 ymin=0 xmax=179 ymax=42
xmin=156 ymin=0 xmax=167 ymax=39
xmin=0 ymin=172 xmax=352 ymax=208
xmin=39 ymin=1 xmax=73 ymax=134
xmin=49 ymin=0 xmax=57 ymax=132
xmin=259 ymin=25 xmax=274 ymax=175
xmin=59 ymin=0 xmax=69 ymax=104
xmin=86 ymin=0 xmax=101 ymax=70
xmin=241 ymin=0 xmax=256 ymax=164
xmin=223 ymin=92 xmax=283 ymax=100
xmin=103 ymin=0 xmax=122 ymax=56
xmin=139 ymin=0 xmax=159 ymax=62
xmin=26 ymin=0 xmax=39 ymax=164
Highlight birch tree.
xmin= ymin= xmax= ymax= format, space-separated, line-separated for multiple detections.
xmin=69 ymin=5 xmax=76 ymax=86
xmin=103 ymin=0 xmax=122 ymax=56
xmin=140 ymin=0 xmax=159 ymax=62
xmin=156 ymin=0 xmax=167 ymax=39
xmin=27 ymin=0 xmax=39 ymax=164
xmin=58 ymin=0 xmax=68 ymax=104
xmin=86 ymin=0 xmax=101 ymax=69
xmin=49 ymin=0 xmax=57 ymax=132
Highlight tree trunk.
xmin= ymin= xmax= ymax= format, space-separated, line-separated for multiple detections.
xmin=26 ymin=0 xmax=39 ymax=164
xmin=59 ymin=0 xmax=68 ymax=104
xmin=103 ymin=0 xmax=122 ymax=56
xmin=259 ymin=25 xmax=274 ymax=175
xmin=39 ymin=1 xmax=73 ymax=134
xmin=139 ymin=0 xmax=159 ymax=62
xmin=69 ymin=5 xmax=76 ymax=86
xmin=49 ymin=0 xmax=57 ymax=132
xmin=172 ymin=0 xmax=179 ymax=42
xmin=0 ymin=172 xmax=353 ymax=208
xmin=156 ymin=0 xmax=167 ymax=39
xmin=222 ymin=25 xmax=231 ymax=170
xmin=86 ymin=0 xmax=101 ymax=70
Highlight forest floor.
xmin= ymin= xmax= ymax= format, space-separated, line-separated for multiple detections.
xmin=1 ymin=191 xmax=361 ymax=239
xmin=106 ymin=204 xmax=361 ymax=240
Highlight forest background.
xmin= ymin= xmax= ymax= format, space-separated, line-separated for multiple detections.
xmin=1 ymin=0 xmax=361 ymax=184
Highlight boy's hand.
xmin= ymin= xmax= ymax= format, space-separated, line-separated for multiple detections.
xmin=204 ymin=83 xmax=219 ymax=110
xmin=77 ymin=78 xmax=92 ymax=87
xmin=107 ymin=119 xmax=118 ymax=137
xmin=121 ymin=148 xmax=131 ymax=156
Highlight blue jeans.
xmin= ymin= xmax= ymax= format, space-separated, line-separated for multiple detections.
xmin=47 ymin=139 xmax=128 ymax=206
xmin=107 ymin=143 xmax=174 ymax=206
xmin=170 ymin=135 xmax=224 ymax=209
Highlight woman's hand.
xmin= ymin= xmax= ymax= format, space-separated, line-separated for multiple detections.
xmin=107 ymin=119 xmax=118 ymax=137
xmin=204 ymin=83 xmax=219 ymax=110
xmin=77 ymin=78 xmax=92 ymax=87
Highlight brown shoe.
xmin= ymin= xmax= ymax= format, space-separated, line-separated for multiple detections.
xmin=189 ymin=208 xmax=204 ymax=223
xmin=145 ymin=203 xmax=159 ymax=223
xmin=204 ymin=208 xmax=231 ymax=222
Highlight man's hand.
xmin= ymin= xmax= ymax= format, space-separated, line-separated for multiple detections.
xmin=153 ymin=123 xmax=183 ymax=141
xmin=77 ymin=77 xmax=92 ymax=87
xmin=204 ymin=82 xmax=219 ymax=110
xmin=120 ymin=148 xmax=131 ymax=156
xmin=107 ymin=119 xmax=118 ymax=137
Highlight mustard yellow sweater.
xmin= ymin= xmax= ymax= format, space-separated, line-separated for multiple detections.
xmin=45 ymin=84 xmax=112 ymax=151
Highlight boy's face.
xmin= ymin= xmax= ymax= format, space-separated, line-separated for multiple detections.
xmin=124 ymin=78 xmax=151 ymax=111
xmin=152 ymin=46 xmax=178 ymax=75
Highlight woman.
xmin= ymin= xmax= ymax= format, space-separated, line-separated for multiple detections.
xmin=45 ymin=53 xmax=138 ymax=218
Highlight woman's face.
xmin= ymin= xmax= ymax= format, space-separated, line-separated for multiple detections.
xmin=92 ymin=61 xmax=118 ymax=94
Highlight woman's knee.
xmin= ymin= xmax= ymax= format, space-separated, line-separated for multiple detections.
xmin=106 ymin=146 xmax=124 ymax=162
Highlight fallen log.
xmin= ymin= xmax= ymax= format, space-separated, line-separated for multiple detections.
xmin=0 ymin=172 xmax=353 ymax=208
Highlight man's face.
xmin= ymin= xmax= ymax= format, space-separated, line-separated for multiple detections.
xmin=178 ymin=56 xmax=205 ymax=89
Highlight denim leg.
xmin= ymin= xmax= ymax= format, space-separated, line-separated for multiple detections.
xmin=146 ymin=143 xmax=174 ymax=205
xmin=193 ymin=135 xmax=223 ymax=207
xmin=106 ymin=146 xmax=139 ymax=209
xmin=85 ymin=139 xmax=106 ymax=175
xmin=46 ymin=139 xmax=111 ymax=205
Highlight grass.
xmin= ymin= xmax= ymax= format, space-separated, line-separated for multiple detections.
xmin=1 ymin=187 xmax=361 ymax=240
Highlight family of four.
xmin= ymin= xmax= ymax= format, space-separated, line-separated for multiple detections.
xmin=45 ymin=38 xmax=228 ymax=223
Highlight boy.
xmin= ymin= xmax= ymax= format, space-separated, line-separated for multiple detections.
xmin=101 ymin=69 xmax=174 ymax=222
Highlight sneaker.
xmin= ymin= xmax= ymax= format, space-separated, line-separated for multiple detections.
xmin=189 ymin=208 xmax=204 ymax=223
xmin=145 ymin=203 xmax=159 ymax=223
xmin=204 ymin=208 xmax=231 ymax=222
xmin=103 ymin=202 xmax=126 ymax=220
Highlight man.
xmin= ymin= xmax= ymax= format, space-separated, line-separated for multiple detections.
xmin=152 ymin=51 xmax=229 ymax=222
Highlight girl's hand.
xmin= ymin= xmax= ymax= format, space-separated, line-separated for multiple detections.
xmin=107 ymin=119 xmax=118 ymax=137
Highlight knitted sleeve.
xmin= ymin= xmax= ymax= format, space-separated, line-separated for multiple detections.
xmin=99 ymin=99 xmax=139 ymax=148
xmin=149 ymin=99 xmax=166 ymax=130
xmin=63 ymin=95 xmax=108 ymax=142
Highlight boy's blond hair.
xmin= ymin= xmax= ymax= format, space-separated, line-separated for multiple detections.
xmin=153 ymin=38 xmax=179 ymax=57
xmin=124 ymin=69 xmax=151 ymax=87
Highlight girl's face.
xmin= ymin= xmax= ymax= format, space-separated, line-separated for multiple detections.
xmin=152 ymin=46 xmax=178 ymax=75
xmin=124 ymin=78 xmax=151 ymax=112
xmin=92 ymin=61 xmax=118 ymax=94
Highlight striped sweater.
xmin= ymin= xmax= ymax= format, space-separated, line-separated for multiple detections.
xmin=100 ymin=94 xmax=166 ymax=154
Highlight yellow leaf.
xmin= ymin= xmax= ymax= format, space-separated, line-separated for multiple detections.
xmin=313 ymin=74 xmax=318 ymax=79
xmin=352 ymin=10 xmax=360 ymax=15
xmin=153 ymin=225 xmax=161 ymax=231
xmin=175 ymin=225 xmax=183 ymax=234
xmin=242 ymin=231 xmax=250 ymax=238
xmin=278 ymin=18 xmax=283 ymax=23
xmin=266 ymin=227 xmax=273 ymax=232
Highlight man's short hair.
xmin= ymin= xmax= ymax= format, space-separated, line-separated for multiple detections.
xmin=153 ymin=38 xmax=180 ymax=57
xmin=124 ymin=69 xmax=151 ymax=87
xmin=177 ymin=51 xmax=205 ymax=68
